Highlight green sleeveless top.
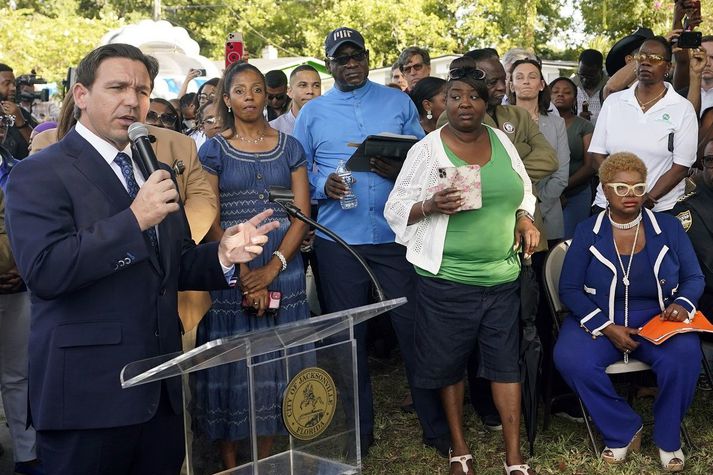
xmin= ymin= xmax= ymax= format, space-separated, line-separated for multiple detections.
xmin=416 ymin=128 xmax=524 ymax=286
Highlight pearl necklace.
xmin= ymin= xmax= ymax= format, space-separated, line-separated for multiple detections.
xmin=234 ymin=128 xmax=266 ymax=144
xmin=613 ymin=220 xmax=641 ymax=364
xmin=608 ymin=210 xmax=642 ymax=230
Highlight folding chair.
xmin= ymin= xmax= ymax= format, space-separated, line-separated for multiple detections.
xmin=541 ymin=240 xmax=711 ymax=455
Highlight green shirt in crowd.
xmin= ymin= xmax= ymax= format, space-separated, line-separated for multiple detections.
xmin=417 ymin=128 xmax=524 ymax=286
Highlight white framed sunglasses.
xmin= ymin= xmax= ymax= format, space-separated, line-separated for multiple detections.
xmin=605 ymin=182 xmax=647 ymax=197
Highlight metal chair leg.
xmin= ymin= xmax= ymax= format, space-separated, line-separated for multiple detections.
xmin=681 ymin=421 xmax=695 ymax=452
xmin=700 ymin=345 xmax=713 ymax=390
xmin=542 ymin=355 xmax=554 ymax=431
xmin=578 ymin=397 xmax=599 ymax=455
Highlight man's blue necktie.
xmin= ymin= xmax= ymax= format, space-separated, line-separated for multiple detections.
xmin=114 ymin=152 xmax=159 ymax=255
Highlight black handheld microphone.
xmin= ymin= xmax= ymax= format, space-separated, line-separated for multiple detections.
xmin=128 ymin=122 xmax=160 ymax=180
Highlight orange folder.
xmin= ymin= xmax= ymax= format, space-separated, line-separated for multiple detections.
xmin=638 ymin=311 xmax=713 ymax=345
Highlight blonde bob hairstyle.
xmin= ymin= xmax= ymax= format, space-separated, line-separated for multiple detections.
xmin=599 ymin=152 xmax=648 ymax=184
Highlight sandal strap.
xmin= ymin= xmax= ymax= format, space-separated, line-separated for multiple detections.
xmin=449 ymin=453 xmax=473 ymax=474
xmin=504 ymin=463 xmax=532 ymax=475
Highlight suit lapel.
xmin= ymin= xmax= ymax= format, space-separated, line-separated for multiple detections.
xmin=66 ymin=129 xmax=164 ymax=275
xmin=66 ymin=130 xmax=132 ymax=211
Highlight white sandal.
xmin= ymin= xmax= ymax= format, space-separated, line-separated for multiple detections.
xmin=504 ymin=462 xmax=535 ymax=474
xmin=448 ymin=449 xmax=473 ymax=474
xmin=659 ymin=448 xmax=685 ymax=472
xmin=601 ymin=426 xmax=642 ymax=463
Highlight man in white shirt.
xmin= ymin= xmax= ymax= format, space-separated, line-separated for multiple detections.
xmin=269 ymin=65 xmax=321 ymax=135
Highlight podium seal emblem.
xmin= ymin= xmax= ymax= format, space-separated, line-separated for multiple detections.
xmin=283 ymin=367 xmax=337 ymax=440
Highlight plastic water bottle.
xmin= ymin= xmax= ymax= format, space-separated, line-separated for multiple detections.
xmin=336 ymin=160 xmax=358 ymax=210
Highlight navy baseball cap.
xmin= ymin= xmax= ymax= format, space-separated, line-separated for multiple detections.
xmin=325 ymin=27 xmax=366 ymax=57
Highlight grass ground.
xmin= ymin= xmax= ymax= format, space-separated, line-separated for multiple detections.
xmin=362 ymin=351 xmax=713 ymax=475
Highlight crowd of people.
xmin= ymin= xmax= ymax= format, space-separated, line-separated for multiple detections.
xmin=0 ymin=1 xmax=712 ymax=474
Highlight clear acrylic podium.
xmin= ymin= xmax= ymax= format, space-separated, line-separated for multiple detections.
xmin=121 ymin=298 xmax=406 ymax=475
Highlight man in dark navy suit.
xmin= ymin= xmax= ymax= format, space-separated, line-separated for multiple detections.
xmin=4 ymin=44 xmax=278 ymax=475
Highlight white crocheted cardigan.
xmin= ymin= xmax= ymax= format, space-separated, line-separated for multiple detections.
xmin=384 ymin=124 xmax=536 ymax=274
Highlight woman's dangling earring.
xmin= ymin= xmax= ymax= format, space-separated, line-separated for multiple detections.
xmin=228 ymin=106 xmax=232 ymax=113
xmin=426 ymin=109 xmax=433 ymax=120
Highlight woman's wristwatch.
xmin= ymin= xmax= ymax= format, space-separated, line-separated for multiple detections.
xmin=516 ymin=209 xmax=535 ymax=223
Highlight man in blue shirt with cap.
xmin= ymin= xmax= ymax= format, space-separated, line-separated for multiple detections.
xmin=293 ymin=27 xmax=450 ymax=457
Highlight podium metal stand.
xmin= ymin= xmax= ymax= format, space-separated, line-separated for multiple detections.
xmin=121 ymin=298 xmax=406 ymax=475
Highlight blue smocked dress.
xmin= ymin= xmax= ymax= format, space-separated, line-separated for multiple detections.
xmin=191 ymin=132 xmax=311 ymax=441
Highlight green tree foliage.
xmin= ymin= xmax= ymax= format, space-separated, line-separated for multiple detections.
xmin=0 ymin=7 xmax=124 ymax=83
xmin=579 ymin=0 xmax=671 ymax=40
xmin=1 ymin=0 xmax=710 ymax=84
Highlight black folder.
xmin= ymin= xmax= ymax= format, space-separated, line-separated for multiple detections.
xmin=346 ymin=135 xmax=419 ymax=172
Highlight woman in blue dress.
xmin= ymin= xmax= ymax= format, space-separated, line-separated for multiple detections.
xmin=191 ymin=62 xmax=311 ymax=470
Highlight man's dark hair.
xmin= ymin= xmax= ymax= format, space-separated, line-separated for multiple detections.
xmin=701 ymin=35 xmax=713 ymax=44
xmin=289 ymin=64 xmax=319 ymax=81
xmin=464 ymin=48 xmax=500 ymax=62
xmin=0 ymin=64 xmax=13 ymax=74
xmin=398 ymin=46 xmax=431 ymax=69
xmin=75 ymin=44 xmax=158 ymax=90
xmin=641 ymin=36 xmax=673 ymax=61
xmin=216 ymin=62 xmax=266 ymax=134
xmin=265 ymin=70 xmax=288 ymax=89
xmin=180 ymin=92 xmax=196 ymax=109
xmin=391 ymin=61 xmax=400 ymax=72
xmin=579 ymin=49 xmax=604 ymax=69
xmin=409 ymin=76 xmax=446 ymax=116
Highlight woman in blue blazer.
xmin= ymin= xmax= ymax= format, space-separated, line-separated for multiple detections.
xmin=554 ymin=153 xmax=704 ymax=472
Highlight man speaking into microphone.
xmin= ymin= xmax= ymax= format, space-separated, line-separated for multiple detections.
xmin=4 ymin=44 xmax=278 ymax=475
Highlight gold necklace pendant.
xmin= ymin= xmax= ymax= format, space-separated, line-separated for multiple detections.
xmin=635 ymin=85 xmax=666 ymax=109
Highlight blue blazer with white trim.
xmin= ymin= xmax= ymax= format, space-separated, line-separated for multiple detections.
xmin=560 ymin=209 xmax=704 ymax=335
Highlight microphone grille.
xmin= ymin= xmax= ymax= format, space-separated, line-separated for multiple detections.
xmin=128 ymin=122 xmax=150 ymax=141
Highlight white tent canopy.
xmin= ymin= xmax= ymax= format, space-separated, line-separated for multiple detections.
xmin=101 ymin=20 xmax=222 ymax=99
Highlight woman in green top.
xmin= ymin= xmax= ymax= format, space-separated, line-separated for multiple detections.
xmin=385 ymin=56 xmax=539 ymax=475
xmin=550 ymin=77 xmax=596 ymax=239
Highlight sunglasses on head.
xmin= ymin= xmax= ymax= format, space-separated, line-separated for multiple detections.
xmin=606 ymin=182 xmax=647 ymax=197
xmin=198 ymin=93 xmax=216 ymax=102
xmin=448 ymin=67 xmax=487 ymax=82
xmin=202 ymin=117 xmax=218 ymax=126
xmin=402 ymin=62 xmax=425 ymax=75
xmin=146 ymin=111 xmax=178 ymax=126
xmin=633 ymin=53 xmax=669 ymax=65
xmin=328 ymin=49 xmax=369 ymax=66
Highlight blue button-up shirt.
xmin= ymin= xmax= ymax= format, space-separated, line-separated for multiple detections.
xmin=293 ymin=80 xmax=424 ymax=245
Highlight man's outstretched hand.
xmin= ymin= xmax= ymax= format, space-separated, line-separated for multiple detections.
xmin=218 ymin=209 xmax=280 ymax=266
